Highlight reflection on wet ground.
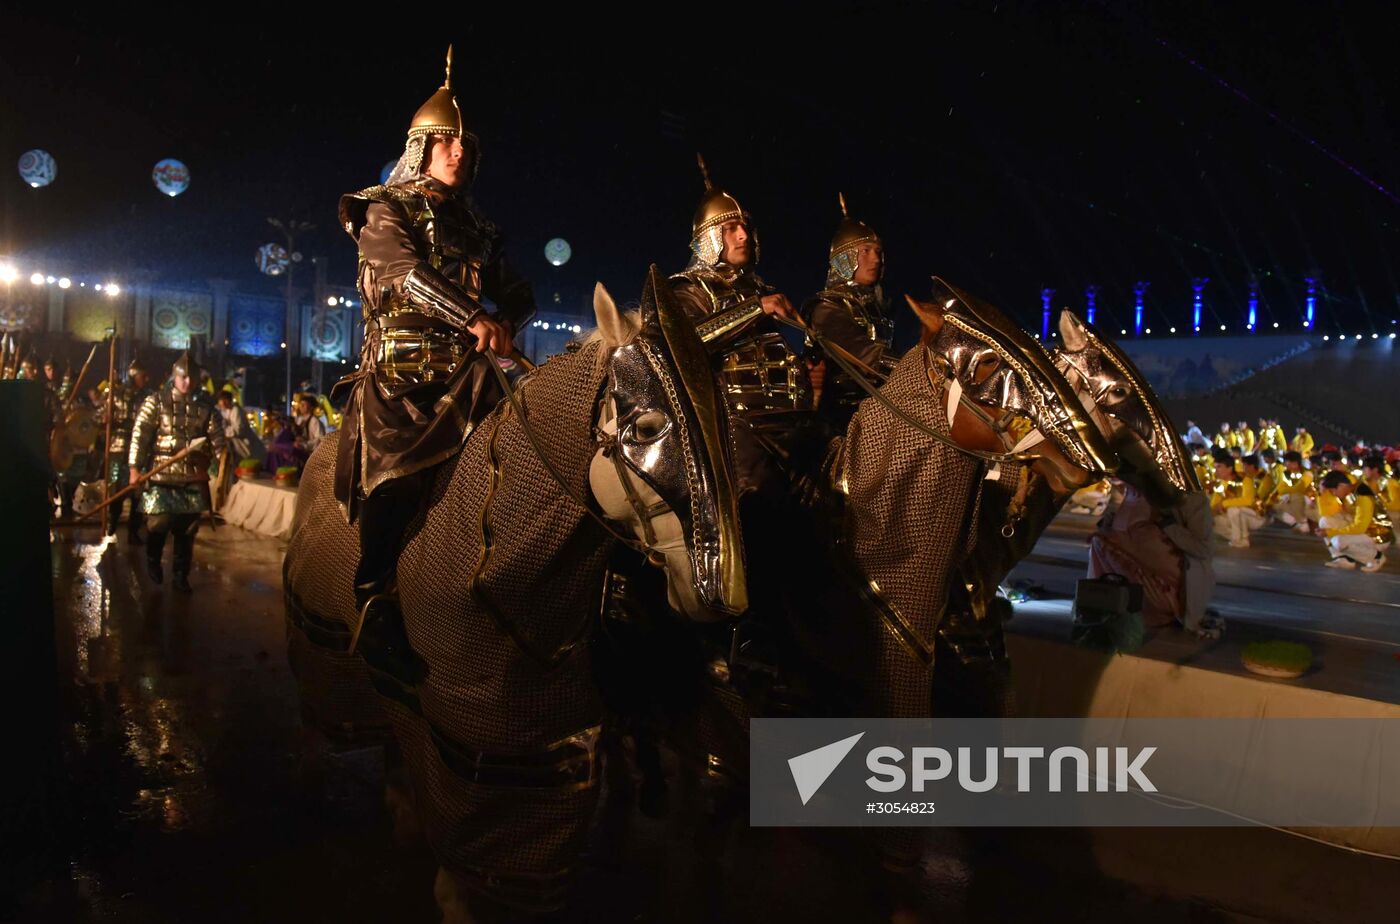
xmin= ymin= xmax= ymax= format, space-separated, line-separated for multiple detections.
xmin=21 ymin=524 xmax=1238 ymax=922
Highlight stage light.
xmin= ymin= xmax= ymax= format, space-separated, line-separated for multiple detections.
xmin=326 ymin=296 xmax=338 ymax=307
xmin=1273 ymin=322 xmax=1279 ymax=328
xmin=1304 ymin=277 xmax=1316 ymax=328
xmin=105 ymin=283 xmax=119 ymax=296
xmin=1355 ymin=334 xmax=1363 ymax=340
xmin=58 ymin=277 xmax=71 ymax=289
xmin=1323 ymin=335 xmax=1330 ymax=341
xmin=94 ymin=284 xmax=103 ymax=291
xmin=79 ymin=282 xmax=85 ymax=287
xmin=31 ymin=273 xmax=44 ymax=285
xmin=1085 ymin=285 xmax=1098 ymax=325
xmin=1219 ymin=324 xmax=1226 ymax=331
xmin=1120 ymin=329 xmax=1127 ymax=335
xmin=280 ymin=341 xmax=287 ymax=349
xmin=1170 ymin=326 xmax=1177 ymax=333
xmin=46 ymin=275 xmax=55 ymax=284
xmin=1145 ymin=328 xmax=1152 ymax=334
xmin=1135 ymin=281 xmax=1150 ymax=336
xmin=1372 ymin=333 xmax=1379 ymax=339
xmin=1040 ymin=288 xmax=1055 ymax=341
xmin=1391 ymin=333 xmax=1396 ymax=339
xmin=0 ymin=265 xmax=17 ymax=284
xmin=1194 ymin=326 xmax=1200 ymax=332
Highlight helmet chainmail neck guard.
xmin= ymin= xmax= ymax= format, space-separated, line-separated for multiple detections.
xmin=386 ymin=45 xmax=480 ymax=187
xmin=687 ymin=154 xmax=758 ymax=269
xmin=828 ymin=192 xmax=881 ymax=286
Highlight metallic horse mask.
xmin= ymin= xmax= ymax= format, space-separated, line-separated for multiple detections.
xmin=1053 ymin=310 xmax=1201 ymax=497
xmin=601 ymin=267 xmax=747 ymax=617
xmin=921 ymin=277 xmax=1118 ymax=476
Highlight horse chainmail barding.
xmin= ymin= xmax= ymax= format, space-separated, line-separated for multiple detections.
xmin=841 ymin=345 xmax=984 ymax=719
xmin=286 ymin=337 xmax=618 ymax=910
xmin=285 ymin=431 xmax=390 ymax=743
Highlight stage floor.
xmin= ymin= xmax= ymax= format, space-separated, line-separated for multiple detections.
xmin=21 ymin=519 xmax=1400 ymax=922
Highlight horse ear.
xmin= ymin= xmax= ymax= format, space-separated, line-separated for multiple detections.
xmin=594 ymin=282 xmax=633 ymax=348
xmin=1059 ymin=309 xmax=1089 ymax=352
xmin=905 ymin=294 xmax=944 ymax=337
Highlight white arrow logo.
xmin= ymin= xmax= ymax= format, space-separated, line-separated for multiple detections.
xmin=788 ymin=732 xmax=866 ymax=805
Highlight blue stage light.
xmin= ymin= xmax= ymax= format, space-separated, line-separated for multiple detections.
xmin=1304 ymin=277 xmax=1316 ymax=328
xmin=1134 ymin=281 xmax=1149 ymax=336
xmin=1085 ymin=285 xmax=1098 ymax=325
xmin=1040 ymin=288 xmax=1055 ymax=341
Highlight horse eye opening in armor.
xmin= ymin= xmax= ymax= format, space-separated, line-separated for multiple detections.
xmin=632 ymin=410 xmax=670 ymax=442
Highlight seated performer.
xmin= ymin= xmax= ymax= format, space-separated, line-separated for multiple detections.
xmin=1210 ymin=452 xmax=1258 ymax=548
xmin=128 ymin=352 xmax=226 ymax=592
xmin=1089 ymin=483 xmax=1221 ymax=639
xmin=1272 ymin=450 xmax=1313 ymax=528
xmin=1235 ymin=419 xmax=1256 ymax=454
xmin=333 ymin=47 xmax=535 ymax=671
xmin=1318 ymin=471 xmax=1388 ymax=572
xmin=1362 ymin=455 xmax=1390 ymax=509
xmin=1291 ymin=426 xmax=1315 ymax=459
xmin=292 ymin=395 xmax=327 ymax=457
xmin=802 ymin=193 xmax=894 ymax=433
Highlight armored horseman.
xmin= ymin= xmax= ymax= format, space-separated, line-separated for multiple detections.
xmin=802 ymin=194 xmax=896 ymax=432
xmin=667 ymin=157 xmax=810 ymax=498
xmin=129 ymin=352 xmax=225 ymax=592
xmin=97 ymin=357 xmax=153 ymax=541
xmin=332 ymin=47 xmax=536 ymax=667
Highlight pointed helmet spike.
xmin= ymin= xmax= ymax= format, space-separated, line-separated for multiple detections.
xmin=838 ymin=191 xmax=848 ymax=217
xmin=696 ymin=153 xmax=713 ymax=191
xmin=444 ymin=45 xmax=453 ymax=89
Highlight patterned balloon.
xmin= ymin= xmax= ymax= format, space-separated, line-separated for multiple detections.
xmin=544 ymin=238 xmax=572 ymax=267
xmin=152 ymin=158 xmax=191 ymax=197
xmin=380 ymin=160 xmax=397 ymax=185
xmin=17 ymin=150 xmax=56 ymax=188
xmin=255 ymin=242 xmax=290 ymax=276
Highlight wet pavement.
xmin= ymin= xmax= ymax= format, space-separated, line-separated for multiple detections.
xmin=16 ymin=520 xmax=1393 ymax=922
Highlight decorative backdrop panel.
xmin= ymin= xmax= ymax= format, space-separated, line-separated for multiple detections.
xmin=64 ymin=291 xmax=129 ymax=342
xmin=0 ymin=293 xmax=45 ymax=332
xmin=228 ymin=295 xmax=285 ymax=356
xmin=149 ymin=290 xmax=212 ymax=350
xmin=299 ymin=304 xmax=353 ymax=360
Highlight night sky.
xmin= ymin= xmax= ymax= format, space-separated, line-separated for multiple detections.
xmin=3 ymin=2 xmax=1398 ymax=339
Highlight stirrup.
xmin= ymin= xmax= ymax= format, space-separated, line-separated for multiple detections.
xmin=348 ymin=592 xmax=395 ymax=655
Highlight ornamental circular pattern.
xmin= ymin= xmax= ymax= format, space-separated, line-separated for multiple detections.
xmin=18 ymin=150 xmax=56 ymax=188
xmin=152 ymin=158 xmax=191 ymax=197
xmin=255 ymin=242 xmax=289 ymax=276
xmin=544 ymin=237 xmax=572 ymax=267
xmin=153 ymin=308 xmax=179 ymax=330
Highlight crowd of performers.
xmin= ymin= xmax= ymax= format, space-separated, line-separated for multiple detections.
xmin=1078 ymin=418 xmax=1394 ymax=641
xmin=1 ymin=346 xmax=338 ymax=589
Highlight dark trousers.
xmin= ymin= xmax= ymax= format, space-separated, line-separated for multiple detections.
xmin=147 ymin=513 xmax=199 ymax=577
xmin=353 ymin=471 xmax=429 ymax=609
xmin=107 ymin=493 xmax=144 ymax=537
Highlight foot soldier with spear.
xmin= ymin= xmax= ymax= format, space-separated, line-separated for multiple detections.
xmin=128 ymin=351 xmax=226 ymax=592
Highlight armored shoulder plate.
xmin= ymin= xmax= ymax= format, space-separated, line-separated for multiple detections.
xmin=338 ymin=183 xmax=428 ymax=238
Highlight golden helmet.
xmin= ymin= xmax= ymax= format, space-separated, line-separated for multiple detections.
xmin=689 ymin=154 xmax=758 ymax=267
xmin=408 ymin=46 xmax=475 ymax=143
xmin=828 ymin=192 xmax=881 ymax=282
